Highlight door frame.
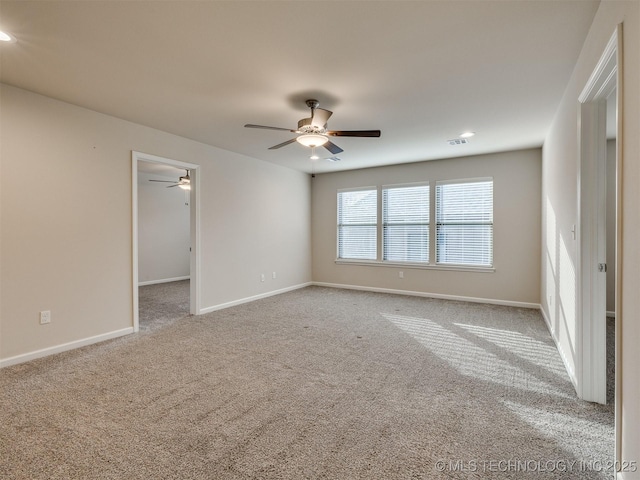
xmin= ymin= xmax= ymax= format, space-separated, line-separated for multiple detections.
xmin=132 ymin=151 xmax=201 ymax=332
xmin=576 ymin=24 xmax=624 ymax=469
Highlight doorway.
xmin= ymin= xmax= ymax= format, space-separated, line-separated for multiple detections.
xmin=604 ymin=87 xmax=617 ymax=407
xmin=577 ymin=26 xmax=620 ymax=405
xmin=577 ymin=24 xmax=622 ymax=466
xmin=132 ymin=151 xmax=200 ymax=332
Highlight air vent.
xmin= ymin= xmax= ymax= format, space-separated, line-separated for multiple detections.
xmin=326 ymin=157 xmax=341 ymax=162
xmin=447 ymin=138 xmax=470 ymax=146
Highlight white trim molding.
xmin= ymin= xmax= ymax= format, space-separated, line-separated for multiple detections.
xmin=312 ymin=282 xmax=540 ymax=309
xmin=0 ymin=328 xmax=134 ymax=369
xmin=199 ymin=283 xmax=313 ymax=314
xmin=139 ymin=276 xmax=190 ymax=287
xmin=335 ymin=259 xmax=495 ymax=273
xmin=576 ymin=27 xmax=619 ymax=405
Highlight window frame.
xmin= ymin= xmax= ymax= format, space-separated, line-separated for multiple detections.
xmin=336 ymin=186 xmax=378 ymax=261
xmin=382 ymin=182 xmax=431 ymax=264
xmin=435 ymin=177 xmax=494 ymax=268
xmin=335 ymin=178 xmax=495 ymax=273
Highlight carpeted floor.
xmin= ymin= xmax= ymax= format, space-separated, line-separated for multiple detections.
xmin=138 ymin=279 xmax=190 ymax=332
xmin=0 ymin=285 xmax=614 ymax=479
xmin=606 ymin=316 xmax=615 ymax=406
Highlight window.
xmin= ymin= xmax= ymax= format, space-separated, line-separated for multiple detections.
xmin=435 ymin=179 xmax=493 ymax=266
xmin=382 ymin=184 xmax=429 ymax=263
xmin=337 ymin=188 xmax=377 ymax=260
xmin=336 ymin=178 xmax=493 ymax=270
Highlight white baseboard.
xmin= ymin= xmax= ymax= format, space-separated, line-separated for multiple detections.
xmin=199 ymin=282 xmax=312 ymax=314
xmin=139 ymin=276 xmax=190 ymax=287
xmin=311 ymin=282 xmax=541 ymax=309
xmin=0 ymin=327 xmax=134 ymax=369
xmin=539 ymin=306 xmax=578 ymax=390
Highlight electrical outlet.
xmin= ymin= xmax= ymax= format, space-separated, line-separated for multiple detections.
xmin=261 ymin=274 xmax=265 ymax=282
xmin=40 ymin=310 xmax=51 ymax=325
xmin=272 ymin=272 xmax=276 ymax=279
xmin=399 ymin=271 xmax=404 ymax=279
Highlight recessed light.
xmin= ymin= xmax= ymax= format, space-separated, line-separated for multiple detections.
xmin=459 ymin=131 xmax=475 ymax=138
xmin=0 ymin=31 xmax=16 ymax=43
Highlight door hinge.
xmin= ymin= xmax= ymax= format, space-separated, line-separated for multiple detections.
xmin=598 ymin=263 xmax=607 ymax=273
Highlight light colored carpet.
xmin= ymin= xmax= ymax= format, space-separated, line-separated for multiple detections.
xmin=138 ymin=279 xmax=190 ymax=332
xmin=0 ymin=286 xmax=614 ymax=479
xmin=606 ymin=316 xmax=615 ymax=405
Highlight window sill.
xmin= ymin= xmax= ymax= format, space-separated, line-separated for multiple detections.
xmin=334 ymin=259 xmax=495 ymax=273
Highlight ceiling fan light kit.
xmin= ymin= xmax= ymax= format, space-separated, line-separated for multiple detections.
xmin=0 ymin=30 xmax=17 ymax=43
xmin=244 ymin=98 xmax=381 ymax=160
xmin=296 ymin=134 xmax=328 ymax=147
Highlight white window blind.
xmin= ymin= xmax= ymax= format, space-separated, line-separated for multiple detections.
xmin=383 ymin=184 xmax=429 ymax=263
xmin=436 ymin=179 xmax=493 ymax=266
xmin=337 ymin=189 xmax=377 ymax=260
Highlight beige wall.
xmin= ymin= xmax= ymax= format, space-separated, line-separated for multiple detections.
xmin=541 ymin=0 xmax=640 ymax=473
xmin=311 ymin=149 xmax=541 ymax=305
xmin=0 ymin=84 xmax=312 ymax=362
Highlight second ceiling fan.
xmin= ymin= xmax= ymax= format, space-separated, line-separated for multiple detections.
xmin=149 ymin=169 xmax=191 ymax=190
xmin=244 ymin=99 xmax=381 ymax=156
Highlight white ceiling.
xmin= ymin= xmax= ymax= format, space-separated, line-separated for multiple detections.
xmin=138 ymin=160 xmax=186 ymax=180
xmin=0 ymin=1 xmax=600 ymax=174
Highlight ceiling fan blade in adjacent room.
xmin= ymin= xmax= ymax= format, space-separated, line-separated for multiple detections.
xmin=327 ymin=130 xmax=381 ymax=137
xmin=323 ymin=141 xmax=344 ymax=155
xmin=244 ymin=124 xmax=297 ymax=132
xmin=149 ymin=179 xmax=177 ymax=183
xmin=311 ymin=108 xmax=332 ymax=128
xmin=268 ymin=138 xmax=297 ymax=150
xmin=166 ymin=184 xmax=180 ymax=188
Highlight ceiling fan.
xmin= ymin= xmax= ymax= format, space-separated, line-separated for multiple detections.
xmin=245 ymin=99 xmax=381 ymax=157
xmin=149 ymin=169 xmax=191 ymax=190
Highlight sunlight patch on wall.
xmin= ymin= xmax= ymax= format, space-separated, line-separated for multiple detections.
xmin=546 ymin=197 xmax=558 ymax=276
xmin=544 ymin=197 xmax=559 ymax=331
xmin=558 ymin=234 xmax=576 ymax=347
xmin=545 ymin=254 xmax=557 ymax=325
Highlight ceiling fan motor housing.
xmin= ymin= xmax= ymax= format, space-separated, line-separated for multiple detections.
xmin=297 ymin=117 xmax=325 ymax=133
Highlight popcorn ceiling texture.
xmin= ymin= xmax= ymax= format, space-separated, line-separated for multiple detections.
xmin=0 ymin=285 xmax=614 ymax=479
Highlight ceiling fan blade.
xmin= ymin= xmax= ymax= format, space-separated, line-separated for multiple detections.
xmin=245 ymin=124 xmax=296 ymax=132
xmin=323 ymin=141 xmax=344 ymax=155
xmin=167 ymin=184 xmax=180 ymax=188
xmin=149 ymin=179 xmax=177 ymax=183
xmin=268 ymin=138 xmax=297 ymax=150
xmin=327 ymin=130 xmax=381 ymax=137
xmin=311 ymin=108 xmax=332 ymax=128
